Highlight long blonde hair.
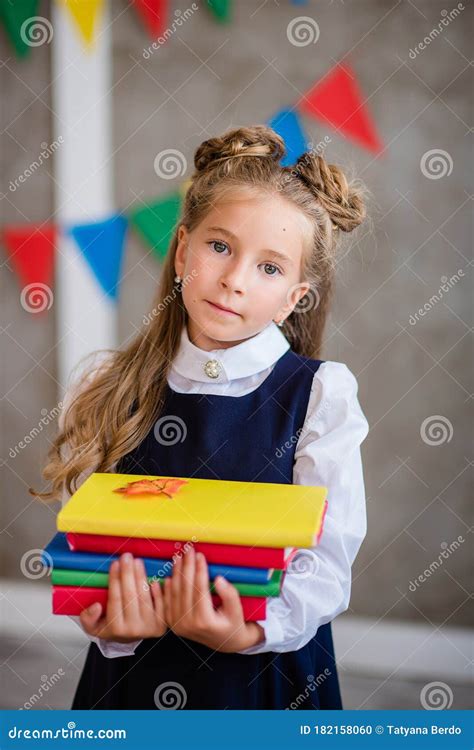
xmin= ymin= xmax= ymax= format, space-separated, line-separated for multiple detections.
xmin=30 ymin=124 xmax=367 ymax=504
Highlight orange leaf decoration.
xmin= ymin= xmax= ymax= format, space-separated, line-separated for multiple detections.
xmin=113 ymin=477 xmax=188 ymax=498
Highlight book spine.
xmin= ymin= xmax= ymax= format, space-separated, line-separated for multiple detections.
xmin=66 ymin=532 xmax=286 ymax=568
xmin=52 ymin=585 xmax=266 ymax=621
xmin=51 ymin=569 xmax=282 ymax=597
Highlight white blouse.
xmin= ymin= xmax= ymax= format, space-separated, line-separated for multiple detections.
xmin=61 ymin=321 xmax=369 ymax=658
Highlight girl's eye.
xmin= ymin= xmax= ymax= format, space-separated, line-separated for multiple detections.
xmin=261 ymin=263 xmax=282 ymax=276
xmin=208 ymin=242 xmax=282 ymax=277
xmin=208 ymin=240 xmax=229 ymax=254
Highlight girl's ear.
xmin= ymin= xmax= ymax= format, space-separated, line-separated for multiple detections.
xmin=175 ymin=225 xmax=188 ymax=276
xmin=282 ymin=281 xmax=311 ymax=316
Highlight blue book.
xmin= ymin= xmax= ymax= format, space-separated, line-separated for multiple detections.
xmin=41 ymin=532 xmax=272 ymax=584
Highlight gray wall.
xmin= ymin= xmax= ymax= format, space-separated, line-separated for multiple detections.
xmin=1 ymin=0 xmax=472 ymax=629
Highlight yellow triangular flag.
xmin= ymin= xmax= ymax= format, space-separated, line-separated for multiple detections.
xmin=55 ymin=0 xmax=104 ymax=47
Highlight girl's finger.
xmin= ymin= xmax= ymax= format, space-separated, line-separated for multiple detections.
xmin=79 ymin=602 xmax=103 ymax=636
xmin=193 ymin=552 xmax=214 ymax=619
xmin=119 ymin=553 xmax=140 ymax=624
xmin=150 ymin=579 xmax=165 ymax=622
xmin=180 ymin=547 xmax=195 ymax=615
xmin=133 ymin=558 xmax=154 ymax=618
xmin=169 ymin=554 xmax=182 ymax=620
xmin=163 ymin=576 xmax=173 ymax=624
xmin=213 ymin=575 xmax=243 ymax=623
xmin=107 ymin=559 xmax=124 ymax=632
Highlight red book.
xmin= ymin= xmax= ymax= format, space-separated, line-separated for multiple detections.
xmin=67 ymin=532 xmax=298 ymax=570
xmin=52 ymin=585 xmax=267 ymax=622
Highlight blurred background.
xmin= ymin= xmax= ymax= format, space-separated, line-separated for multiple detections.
xmin=1 ymin=0 xmax=472 ymax=710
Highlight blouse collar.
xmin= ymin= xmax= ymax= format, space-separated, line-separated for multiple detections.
xmin=171 ymin=320 xmax=290 ymax=384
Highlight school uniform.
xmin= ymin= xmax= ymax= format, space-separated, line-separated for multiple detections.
xmin=67 ymin=321 xmax=369 ymax=709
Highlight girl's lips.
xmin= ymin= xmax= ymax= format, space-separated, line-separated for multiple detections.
xmin=205 ymin=300 xmax=240 ymax=316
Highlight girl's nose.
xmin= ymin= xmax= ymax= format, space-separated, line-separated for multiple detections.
xmin=219 ymin=265 xmax=247 ymax=294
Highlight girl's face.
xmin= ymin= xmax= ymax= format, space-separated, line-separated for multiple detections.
xmin=174 ymin=195 xmax=311 ymax=351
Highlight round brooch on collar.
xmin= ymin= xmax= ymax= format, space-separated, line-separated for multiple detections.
xmin=203 ymin=359 xmax=221 ymax=379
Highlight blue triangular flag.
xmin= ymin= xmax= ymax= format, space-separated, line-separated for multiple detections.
xmin=69 ymin=215 xmax=128 ymax=301
xmin=267 ymin=108 xmax=309 ymax=166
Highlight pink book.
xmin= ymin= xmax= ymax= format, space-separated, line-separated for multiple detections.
xmin=52 ymin=585 xmax=267 ymax=622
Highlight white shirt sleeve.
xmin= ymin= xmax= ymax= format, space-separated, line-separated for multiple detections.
xmin=237 ymin=361 xmax=369 ymax=655
xmin=57 ymin=353 xmax=142 ymax=659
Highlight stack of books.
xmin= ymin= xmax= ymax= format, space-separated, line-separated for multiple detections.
xmin=41 ymin=473 xmax=328 ymax=622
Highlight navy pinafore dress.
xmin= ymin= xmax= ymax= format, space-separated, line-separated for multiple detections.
xmin=71 ymin=348 xmax=343 ymax=710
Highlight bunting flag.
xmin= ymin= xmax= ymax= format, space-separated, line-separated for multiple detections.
xmin=206 ymin=0 xmax=232 ymax=23
xmin=266 ymin=109 xmax=308 ymax=166
xmin=298 ymin=63 xmax=384 ymax=155
xmin=129 ymin=192 xmax=183 ymax=262
xmin=132 ymin=0 xmax=169 ymax=38
xmin=55 ymin=0 xmax=104 ymax=47
xmin=69 ymin=215 xmax=128 ymax=301
xmin=1 ymin=223 xmax=56 ymax=289
xmin=0 ymin=0 xmax=41 ymax=58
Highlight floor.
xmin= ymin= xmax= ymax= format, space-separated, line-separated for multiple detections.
xmin=1 ymin=633 xmax=471 ymax=710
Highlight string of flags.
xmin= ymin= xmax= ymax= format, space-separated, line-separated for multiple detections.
xmin=0 ymin=0 xmax=234 ymax=56
xmin=1 ymin=63 xmax=383 ymax=314
xmin=0 ymin=0 xmax=314 ymax=54
xmin=1 ymin=0 xmax=384 ymax=314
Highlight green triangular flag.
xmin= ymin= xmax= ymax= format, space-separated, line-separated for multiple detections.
xmin=206 ymin=0 xmax=232 ymax=23
xmin=129 ymin=193 xmax=183 ymax=262
xmin=0 ymin=0 xmax=42 ymax=58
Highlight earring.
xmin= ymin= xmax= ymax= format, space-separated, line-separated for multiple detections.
xmin=275 ymin=319 xmax=284 ymax=328
xmin=174 ymin=274 xmax=182 ymax=292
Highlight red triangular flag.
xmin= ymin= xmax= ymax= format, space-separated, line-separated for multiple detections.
xmin=298 ymin=64 xmax=383 ymax=155
xmin=2 ymin=223 xmax=56 ymax=294
xmin=133 ymin=0 xmax=169 ymax=38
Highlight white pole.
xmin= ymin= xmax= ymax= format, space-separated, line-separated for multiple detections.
xmin=51 ymin=0 xmax=115 ymax=392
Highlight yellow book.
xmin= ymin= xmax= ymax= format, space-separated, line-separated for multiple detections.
xmin=57 ymin=472 xmax=328 ymax=549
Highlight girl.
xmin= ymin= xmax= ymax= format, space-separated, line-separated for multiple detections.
xmin=32 ymin=125 xmax=369 ymax=710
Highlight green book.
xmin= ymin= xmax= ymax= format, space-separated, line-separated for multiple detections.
xmin=51 ymin=568 xmax=283 ymax=597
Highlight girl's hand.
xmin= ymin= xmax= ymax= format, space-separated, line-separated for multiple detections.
xmin=79 ymin=553 xmax=168 ymax=642
xmin=163 ymin=546 xmax=265 ymax=653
